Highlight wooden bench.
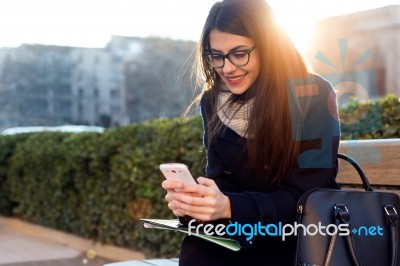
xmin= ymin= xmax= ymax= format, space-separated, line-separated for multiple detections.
xmin=338 ymin=139 xmax=400 ymax=195
xmin=105 ymin=139 xmax=400 ymax=266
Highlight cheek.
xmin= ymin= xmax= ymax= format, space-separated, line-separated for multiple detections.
xmin=253 ymin=66 xmax=260 ymax=79
xmin=215 ymin=68 xmax=224 ymax=78
xmin=250 ymin=60 xmax=261 ymax=79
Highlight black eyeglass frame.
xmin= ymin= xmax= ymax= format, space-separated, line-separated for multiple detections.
xmin=203 ymin=46 xmax=256 ymax=68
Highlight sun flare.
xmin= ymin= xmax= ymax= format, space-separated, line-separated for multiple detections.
xmin=273 ymin=12 xmax=315 ymax=54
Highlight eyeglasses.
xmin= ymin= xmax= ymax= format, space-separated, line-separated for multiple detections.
xmin=203 ymin=46 xmax=256 ymax=68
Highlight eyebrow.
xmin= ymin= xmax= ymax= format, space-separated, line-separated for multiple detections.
xmin=210 ymin=45 xmax=250 ymax=53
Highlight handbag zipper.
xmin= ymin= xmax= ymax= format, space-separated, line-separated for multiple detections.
xmin=297 ymin=188 xmax=320 ymax=215
xmin=297 ymin=188 xmax=340 ymax=215
xmin=297 ymin=205 xmax=303 ymax=214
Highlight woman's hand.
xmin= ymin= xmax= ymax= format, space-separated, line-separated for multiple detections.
xmin=162 ymin=179 xmax=186 ymax=217
xmin=162 ymin=177 xmax=231 ymax=221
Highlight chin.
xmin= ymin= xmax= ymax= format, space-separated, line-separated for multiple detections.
xmin=228 ymin=86 xmax=249 ymax=95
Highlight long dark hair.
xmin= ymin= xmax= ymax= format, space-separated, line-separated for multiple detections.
xmin=196 ymin=0 xmax=310 ymax=185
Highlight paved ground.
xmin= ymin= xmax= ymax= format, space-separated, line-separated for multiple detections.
xmin=0 ymin=222 xmax=113 ymax=266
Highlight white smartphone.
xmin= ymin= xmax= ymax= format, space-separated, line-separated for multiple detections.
xmin=159 ymin=163 xmax=198 ymax=185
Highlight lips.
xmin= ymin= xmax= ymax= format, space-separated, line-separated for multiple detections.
xmin=226 ymin=74 xmax=246 ymax=85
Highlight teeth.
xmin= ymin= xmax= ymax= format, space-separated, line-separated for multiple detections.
xmin=228 ymin=75 xmax=244 ymax=81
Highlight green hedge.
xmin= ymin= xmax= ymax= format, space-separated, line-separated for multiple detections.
xmin=339 ymin=94 xmax=400 ymax=139
xmin=0 ymin=95 xmax=399 ymax=258
xmin=2 ymin=117 xmax=205 ymax=258
xmin=0 ymin=134 xmax=31 ymax=215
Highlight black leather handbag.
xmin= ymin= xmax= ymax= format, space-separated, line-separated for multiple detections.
xmin=295 ymin=153 xmax=400 ymax=266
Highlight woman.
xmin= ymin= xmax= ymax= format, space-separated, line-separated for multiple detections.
xmin=162 ymin=0 xmax=340 ymax=265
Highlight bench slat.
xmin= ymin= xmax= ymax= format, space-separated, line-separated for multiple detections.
xmin=338 ymin=139 xmax=400 ymax=186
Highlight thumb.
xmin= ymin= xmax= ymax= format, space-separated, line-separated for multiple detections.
xmin=197 ymin=177 xmax=216 ymax=187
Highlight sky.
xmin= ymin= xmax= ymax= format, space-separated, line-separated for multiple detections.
xmin=0 ymin=0 xmax=399 ymax=51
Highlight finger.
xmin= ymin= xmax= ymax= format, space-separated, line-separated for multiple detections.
xmin=165 ymin=190 xmax=190 ymax=202
xmin=180 ymin=177 xmax=218 ymax=195
xmin=168 ymin=201 xmax=185 ymax=216
xmin=175 ymin=203 xmax=212 ymax=215
xmin=168 ymin=200 xmax=178 ymax=210
xmin=162 ymin=180 xmax=183 ymax=190
xmin=167 ymin=200 xmax=186 ymax=217
xmin=164 ymin=191 xmax=176 ymax=202
xmin=197 ymin=177 xmax=216 ymax=187
xmin=186 ymin=192 xmax=203 ymax=198
xmin=165 ymin=189 xmax=200 ymax=202
xmin=174 ymin=195 xmax=215 ymax=209
xmin=180 ymin=184 xmax=215 ymax=197
xmin=171 ymin=208 xmax=185 ymax=217
xmin=179 ymin=209 xmax=215 ymax=222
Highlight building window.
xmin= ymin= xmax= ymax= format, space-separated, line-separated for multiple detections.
xmin=110 ymin=89 xmax=120 ymax=99
xmin=111 ymin=105 xmax=121 ymax=114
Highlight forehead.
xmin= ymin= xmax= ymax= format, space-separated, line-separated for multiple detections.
xmin=209 ymin=29 xmax=253 ymax=52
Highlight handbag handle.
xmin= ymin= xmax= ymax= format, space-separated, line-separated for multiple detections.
xmin=329 ymin=154 xmax=398 ymax=265
xmin=385 ymin=205 xmax=399 ymax=266
xmin=337 ymin=153 xmax=373 ymax=192
xmin=328 ymin=204 xmax=362 ymax=266
xmin=324 ymin=204 xmax=398 ymax=266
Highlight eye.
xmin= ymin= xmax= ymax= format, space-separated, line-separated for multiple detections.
xmin=211 ymin=54 xmax=223 ymax=61
xmin=231 ymin=51 xmax=247 ymax=60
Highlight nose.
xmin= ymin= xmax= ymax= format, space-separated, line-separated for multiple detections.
xmin=222 ymin=58 xmax=237 ymax=74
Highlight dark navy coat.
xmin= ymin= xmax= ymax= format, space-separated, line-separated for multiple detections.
xmin=179 ymin=75 xmax=340 ymax=266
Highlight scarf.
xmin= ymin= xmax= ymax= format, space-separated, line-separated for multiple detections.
xmin=217 ymin=91 xmax=254 ymax=138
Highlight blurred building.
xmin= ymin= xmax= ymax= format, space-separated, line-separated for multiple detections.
xmin=70 ymin=47 xmax=125 ymax=126
xmin=0 ymin=36 xmax=195 ymax=130
xmin=0 ymin=44 xmax=126 ymax=129
xmin=307 ymin=5 xmax=400 ymax=99
xmin=123 ymin=37 xmax=196 ymax=122
xmin=0 ymin=45 xmax=74 ymax=128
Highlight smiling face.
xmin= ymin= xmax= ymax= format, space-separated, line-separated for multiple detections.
xmin=209 ymin=29 xmax=260 ymax=95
